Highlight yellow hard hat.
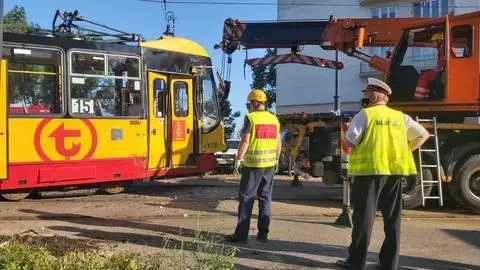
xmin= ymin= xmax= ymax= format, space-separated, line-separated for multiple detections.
xmin=247 ymin=89 xmax=267 ymax=103
xmin=431 ymin=33 xmax=444 ymax=41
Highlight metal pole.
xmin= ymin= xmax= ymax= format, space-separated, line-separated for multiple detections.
xmin=334 ymin=118 xmax=352 ymax=228
xmin=334 ymin=174 xmax=352 ymax=228
xmin=333 ymin=50 xmax=339 ymax=114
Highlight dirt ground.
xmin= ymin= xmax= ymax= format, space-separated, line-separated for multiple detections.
xmin=0 ymin=175 xmax=479 ymax=269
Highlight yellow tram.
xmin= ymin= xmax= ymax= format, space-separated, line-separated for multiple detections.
xmin=0 ymin=10 xmax=225 ymax=200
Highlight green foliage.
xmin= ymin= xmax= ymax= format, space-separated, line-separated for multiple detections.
xmin=250 ymin=48 xmax=277 ymax=109
xmin=55 ymin=252 xmax=138 ymax=270
xmin=191 ymin=230 xmax=236 ymax=270
xmin=220 ymin=99 xmax=240 ymax=139
xmin=0 ymin=241 xmax=138 ymax=270
xmin=158 ymin=227 xmax=237 ymax=270
xmin=3 ymin=5 xmax=38 ymax=34
xmin=0 ymin=228 xmax=237 ymax=270
xmin=0 ymin=240 xmax=53 ymax=270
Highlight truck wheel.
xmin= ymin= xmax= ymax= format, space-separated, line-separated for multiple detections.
xmin=402 ymin=168 xmax=433 ymax=209
xmin=453 ymin=155 xmax=480 ymax=211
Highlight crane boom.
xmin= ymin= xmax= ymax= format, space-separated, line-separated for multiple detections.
xmin=218 ymin=16 xmax=432 ymax=71
xmin=319 ymin=17 xmax=430 ymax=52
xmin=220 ymin=19 xmax=329 ymax=54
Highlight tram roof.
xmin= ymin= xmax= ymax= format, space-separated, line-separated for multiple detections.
xmin=3 ymin=32 xmax=209 ymax=58
xmin=3 ymin=32 xmax=141 ymax=55
xmin=140 ymin=37 xmax=209 ymax=58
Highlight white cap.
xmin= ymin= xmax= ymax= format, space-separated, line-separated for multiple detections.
xmin=365 ymin=77 xmax=392 ymax=95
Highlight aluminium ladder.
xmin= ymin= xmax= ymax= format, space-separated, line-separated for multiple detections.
xmin=416 ymin=117 xmax=444 ymax=206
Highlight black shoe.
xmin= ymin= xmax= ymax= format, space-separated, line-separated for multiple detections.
xmin=335 ymin=260 xmax=351 ymax=269
xmin=223 ymin=234 xmax=247 ymax=244
xmin=256 ymin=233 xmax=268 ymax=242
xmin=376 ymin=262 xmax=387 ymax=270
xmin=335 ymin=259 xmax=361 ymax=270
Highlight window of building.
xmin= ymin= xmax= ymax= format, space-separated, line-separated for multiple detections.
xmin=370 ymin=7 xmax=396 ymax=57
xmin=2 ymin=46 xmax=63 ymax=115
xmin=69 ymin=51 xmax=142 ymax=117
xmin=174 ymin=81 xmax=189 ymax=117
xmin=412 ymin=0 xmax=449 ymax=59
xmin=371 ymin=6 xmax=396 ymax=19
xmin=413 ymin=0 xmax=449 ymax=18
xmin=153 ymin=78 xmax=167 ymax=118
xmin=451 ymin=25 xmax=473 ymax=58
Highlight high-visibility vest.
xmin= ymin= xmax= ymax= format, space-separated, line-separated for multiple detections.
xmin=348 ymin=105 xmax=417 ymax=176
xmin=243 ymin=111 xmax=280 ymax=168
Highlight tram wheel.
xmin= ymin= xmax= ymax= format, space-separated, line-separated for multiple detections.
xmin=101 ymin=182 xmax=129 ymax=194
xmin=0 ymin=189 xmax=33 ymax=201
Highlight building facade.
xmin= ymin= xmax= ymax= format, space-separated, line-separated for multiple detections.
xmin=276 ymin=0 xmax=479 ymax=114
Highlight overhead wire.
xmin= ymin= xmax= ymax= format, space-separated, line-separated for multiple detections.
xmin=139 ymin=0 xmax=480 ymax=9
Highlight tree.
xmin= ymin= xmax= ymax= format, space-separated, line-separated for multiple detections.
xmin=221 ymin=99 xmax=240 ymax=139
xmin=250 ymin=48 xmax=277 ymax=109
xmin=3 ymin=5 xmax=40 ymax=33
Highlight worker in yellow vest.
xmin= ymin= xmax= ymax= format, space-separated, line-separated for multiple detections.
xmin=224 ymin=89 xmax=281 ymax=243
xmin=336 ymin=78 xmax=429 ymax=270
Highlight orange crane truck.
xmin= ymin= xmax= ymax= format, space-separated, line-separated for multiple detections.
xmin=216 ymin=11 xmax=480 ymax=212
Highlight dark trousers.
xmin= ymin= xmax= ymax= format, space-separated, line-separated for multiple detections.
xmin=234 ymin=166 xmax=275 ymax=240
xmin=348 ymin=175 xmax=403 ymax=270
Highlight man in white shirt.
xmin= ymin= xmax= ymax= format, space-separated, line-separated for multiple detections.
xmin=336 ymin=78 xmax=429 ymax=270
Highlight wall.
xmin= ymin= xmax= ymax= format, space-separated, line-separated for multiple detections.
xmin=452 ymin=0 xmax=480 ymax=15
xmin=276 ymin=0 xmax=369 ymax=115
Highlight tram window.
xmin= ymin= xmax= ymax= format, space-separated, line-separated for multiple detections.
xmin=71 ymin=52 xmax=105 ymax=75
xmin=451 ymin=25 xmax=473 ymax=58
xmin=108 ymin=55 xmax=140 ymax=78
xmin=69 ymin=52 xmax=142 ymax=117
xmin=153 ymin=79 xmax=166 ymax=118
xmin=2 ymin=46 xmax=63 ymax=115
xmin=174 ymin=82 xmax=189 ymax=117
xmin=70 ymin=77 xmax=142 ymax=117
xmin=199 ymin=72 xmax=221 ymax=133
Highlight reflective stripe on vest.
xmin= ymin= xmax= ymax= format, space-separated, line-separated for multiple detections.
xmin=348 ymin=106 xmax=417 ymax=176
xmin=243 ymin=111 xmax=280 ymax=168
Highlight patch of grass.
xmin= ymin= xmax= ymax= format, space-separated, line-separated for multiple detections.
xmin=54 ymin=252 xmax=139 ymax=270
xmin=0 ymin=227 xmax=237 ymax=270
xmin=180 ymin=215 xmax=237 ymax=269
xmin=192 ymin=229 xmax=237 ymax=270
xmin=0 ymin=240 xmax=138 ymax=270
xmin=151 ymin=228 xmax=237 ymax=270
xmin=5 ymin=235 xmax=98 ymax=257
xmin=0 ymin=239 xmax=54 ymax=270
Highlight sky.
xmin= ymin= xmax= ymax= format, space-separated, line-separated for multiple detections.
xmin=4 ymin=0 xmax=277 ymax=136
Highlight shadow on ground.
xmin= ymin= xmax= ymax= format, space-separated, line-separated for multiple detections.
xmin=443 ymin=229 xmax=480 ymax=249
xmin=16 ymin=209 xmax=480 ymax=270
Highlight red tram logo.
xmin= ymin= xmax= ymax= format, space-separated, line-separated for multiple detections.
xmin=34 ymin=119 xmax=98 ymax=161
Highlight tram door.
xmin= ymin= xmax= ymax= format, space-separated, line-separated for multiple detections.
xmin=147 ymin=72 xmax=168 ymax=170
xmin=170 ymin=77 xmax=194 ymax=166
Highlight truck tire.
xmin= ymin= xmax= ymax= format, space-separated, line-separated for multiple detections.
xmin=452 ymin=155 xmax=480 ymax=211
xmin=402 ymin=168 xmax=433 ymax=209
